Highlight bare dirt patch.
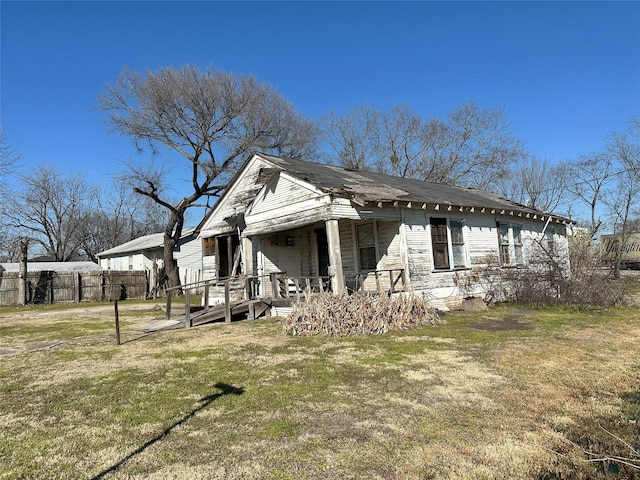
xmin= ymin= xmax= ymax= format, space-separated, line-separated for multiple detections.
xmin=473 ymin=316 xmax=533 ymax=331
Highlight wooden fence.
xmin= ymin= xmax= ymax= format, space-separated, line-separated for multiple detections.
xmin=0 ymin=270 xmax=149 ymax=306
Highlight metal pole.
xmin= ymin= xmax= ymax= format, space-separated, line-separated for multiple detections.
xmin=114 ymin=299 xmax=121 ymax=346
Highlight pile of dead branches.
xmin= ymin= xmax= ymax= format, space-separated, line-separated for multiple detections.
xmin=283 ymin=292 xmax=441 ymax=336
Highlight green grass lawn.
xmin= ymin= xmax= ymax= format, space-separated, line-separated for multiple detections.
xmin=0 ymin=302 xmax=638 ymax=479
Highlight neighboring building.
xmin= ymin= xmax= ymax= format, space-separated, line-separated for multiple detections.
xmin=197 ymin=153 xmax=573 ymax=310
xmin=96 ymin=228 xmax=202 ymax=287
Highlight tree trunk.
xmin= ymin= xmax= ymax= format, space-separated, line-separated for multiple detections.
xmin=164 ymin=232 xmax=181 ymax=293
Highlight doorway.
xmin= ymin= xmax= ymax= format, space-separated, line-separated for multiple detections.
xmin=315 ymin=227 xmax=330 ymax=277
xmin=216 ymin=234 xmax=240 ymax=279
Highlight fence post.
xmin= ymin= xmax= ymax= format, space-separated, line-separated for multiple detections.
xmin=166 ymin=290 xmax=172 ymax=320
xmin=48 ymin=272 xmax=53 ymax=304
xmin=224 ymin=280 xmax=231 ymax=323
xmin=270 ymin=272 xmax=279 ymax=299
xmin=244 ymin=277 xmax=251 ymax=300
xmin=74 ymin=271 xmax=81 ymax=303
xmin=18 ymin=238 xmax=28 ymax=306
xmin=114 ymin=299 xmax=121 ymax=346
xmin=184 ymin=288 xmax=191 ymax=329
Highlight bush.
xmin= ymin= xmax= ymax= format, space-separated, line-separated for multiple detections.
xmin=283 ymin=292 xmax=441 ymax=336
xmin=455 ymin=235 xmax=628 ymax=308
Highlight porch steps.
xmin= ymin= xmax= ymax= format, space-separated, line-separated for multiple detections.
xmin=185 ymin=298 xmax=272 ymax=327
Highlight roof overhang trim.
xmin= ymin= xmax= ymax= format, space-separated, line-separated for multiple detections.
xmin=349 ymin=197 xmax=575 ymax=225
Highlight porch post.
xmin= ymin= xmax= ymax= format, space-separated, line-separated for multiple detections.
xmin=325 ymin=219 xmax=345 ymax=292
xmin=242 ymin=236 xmax=253 ymax=300
xmin=242 ymin=236 xmax=253 ymax=276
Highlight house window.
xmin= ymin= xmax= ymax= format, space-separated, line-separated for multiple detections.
xmin=356 ymin=222 xmax=377 ymax=271
xmin=430 ymin=217 xmax=468 ymax=270
xmin=544 ymin=226 xmax=555 ymax=254
xmin=430 ymin=218 xmax=450 ymax=270
xmin=498 ymin=222 xmax=524 ymax=266
xmin=128 ymin=255 xmax=133 ymax=271
xmin=450 ymin=220 xmax=466 ymax=269
xmin=203 ymin=237 xmax=216 ymax=256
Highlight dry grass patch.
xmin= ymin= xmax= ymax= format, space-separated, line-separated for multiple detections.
xmin=1 ymin=303 xmax=639 ymax=479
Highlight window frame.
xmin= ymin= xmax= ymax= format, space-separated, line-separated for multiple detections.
xmin=354 ymin=221 xmax=379 ymax=272
xmin=497 ymin=222 xmax=525 ymax=267
xmin=429 ymin=217 xmax=469 ymax=271
xmin=544 ymin=225 xmax=556 ymax=255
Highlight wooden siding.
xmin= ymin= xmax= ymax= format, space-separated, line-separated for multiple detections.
xmin=176 ymin=238 xmax=202 ymax=270
xmin=248 ymin=174 xmax=324 ymax=216
xmin=377 ymin=220 xmax=403 ymax=270
xmin=401 ymin=211 xmax=432 ymax=290
xmin=199 ymin=156 xmax=271 ymax=237
xmin=338 ymin=219 xmax=356 ymax=278
xmin=244 ymin=198 xmax=333 ymax=236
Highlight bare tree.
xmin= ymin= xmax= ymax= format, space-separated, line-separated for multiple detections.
xmin=322 ymin=105 xmax=381 ymax=170
xmin=609 ymin=116 xmax=640 ymax=180
xmin=424 ymin=101 xmax=524 ymax=190
xmin=98 ymin=65 xmax=319 ymax=289
xmin=565 ymin=152 xmax=616 ymax=237
xmin=604 ymin=166 xmax=640 ymax=276
xmin=2 ymin=164 xmax=95 ymax=261
xmin=499 ymin=155 xmax=570 ymax=213
xmin=321 ymin=100 xmax=525 ymax=190
xmin=0 ymin=129 xmax=21 ymax=261
xmin=0 ymin=128 xmax=19 ymax=194
xmin=603 ymin=117 xmax=640 ymax=275
xmin=78 ymin=181 xmax=168 ymax=262
xmin=376 ymin=103 xmax=423 ymax=177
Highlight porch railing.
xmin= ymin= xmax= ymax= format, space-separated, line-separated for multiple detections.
xmin=348 ymin=269 xmax=406 ymax=295
xmin=246 ymin=268 xmax=406 ymax=300
xmin=164 ymin=268 xmax=407 ymax=327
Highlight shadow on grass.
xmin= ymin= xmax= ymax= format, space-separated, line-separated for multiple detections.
xmin=91 ymin=382 xmax=245 ymax=480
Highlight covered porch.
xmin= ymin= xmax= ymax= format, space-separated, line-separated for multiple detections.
xmin=200 ymin=216 xmax=408 ymax=308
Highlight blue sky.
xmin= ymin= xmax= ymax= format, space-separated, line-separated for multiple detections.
xmin=2 ymin=1 xmax=639 ymax=190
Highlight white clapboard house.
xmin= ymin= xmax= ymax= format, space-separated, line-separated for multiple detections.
xmin=197 ymin=153 xmax=572 ymax=310
xmin=97 ymin=227 xmax=202 ymax=289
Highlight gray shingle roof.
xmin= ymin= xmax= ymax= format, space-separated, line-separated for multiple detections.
xmin=96 ymin=227 xmax=196 ymax=258
xmin=259 ymin=154 xmax=566 ymax=219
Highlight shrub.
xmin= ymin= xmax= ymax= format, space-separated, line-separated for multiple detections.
xmin=455 ymin=235 xmax=628 ymax=308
